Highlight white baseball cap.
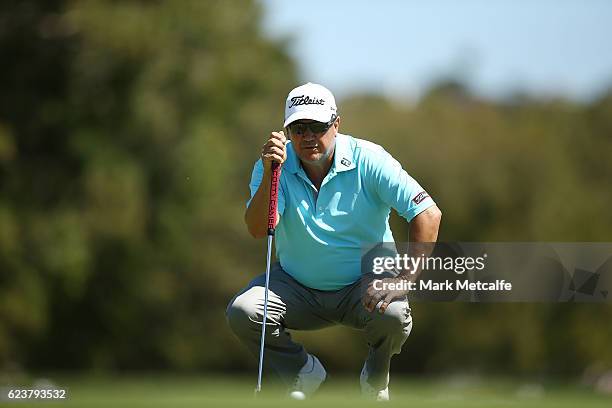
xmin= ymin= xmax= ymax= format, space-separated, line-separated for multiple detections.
xmin=283 ymin=82 xmax=337 ymax=128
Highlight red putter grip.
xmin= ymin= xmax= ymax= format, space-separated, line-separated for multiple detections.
xmin=267 ymin=162 xmax=281 ymax=236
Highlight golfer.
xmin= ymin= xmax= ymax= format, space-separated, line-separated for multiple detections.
xmin=227 ymin=83 xmax=441 ymax=401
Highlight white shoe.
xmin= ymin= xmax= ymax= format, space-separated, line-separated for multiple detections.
xmin=360 ymin=361 xmax=390 ymax=401
xmin=288 ymin=354 xmax=327 ymax=400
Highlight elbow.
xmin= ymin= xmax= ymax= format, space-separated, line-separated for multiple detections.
xmin=245 ymin=214 xmax=266 ymax=239
xmin=248 ymin=227 xmax=267 ymax=239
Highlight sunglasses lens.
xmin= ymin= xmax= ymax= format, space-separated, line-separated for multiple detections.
xmin=289 ymin=118 xmax=333 ymax=134
xmin=290 ymin=123 xmax=306 ymax=134
xmin=309 ymin=123 xmax=327 ymax=133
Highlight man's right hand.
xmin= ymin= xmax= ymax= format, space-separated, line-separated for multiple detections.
xmin=261 ymin=131 xmax=287 ymax=171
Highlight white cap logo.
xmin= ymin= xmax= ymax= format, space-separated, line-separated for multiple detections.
xmin=283 ymin=82 xmax=337 ymax=128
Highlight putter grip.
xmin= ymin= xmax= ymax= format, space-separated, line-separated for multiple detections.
xmin=267 ymin=162 xmax=281 ymax=236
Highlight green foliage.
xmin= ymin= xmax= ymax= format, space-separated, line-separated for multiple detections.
xmin=0 ymin=0 xmax=297 ymax=371
xmin=0 ymin=0 xmax=611 ymax=377
xmin=341 ymin=83 xmax=612 ymax=242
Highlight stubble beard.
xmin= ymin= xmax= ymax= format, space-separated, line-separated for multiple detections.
xmin=300 ymin=142 xmax=335 ymax=167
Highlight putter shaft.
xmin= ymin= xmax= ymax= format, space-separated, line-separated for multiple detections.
xmin=255 ymin=234 xmax=274 ymax=393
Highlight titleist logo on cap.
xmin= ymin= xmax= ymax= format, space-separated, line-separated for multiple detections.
xmin=289 ymin=95 xmax=325 ymax=108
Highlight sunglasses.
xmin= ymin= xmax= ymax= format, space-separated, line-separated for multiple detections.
xmin=288 ymin=115 xmax=337 ymax=135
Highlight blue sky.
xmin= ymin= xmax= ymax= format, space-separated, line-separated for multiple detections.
xmin=259 ymin=0 xmax=612 ymax=102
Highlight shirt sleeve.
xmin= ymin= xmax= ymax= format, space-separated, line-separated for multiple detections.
xmin=368 ymin=152 xmax=435 ymax=221
xmin=246 ymin=159 xmax=286 ymax=216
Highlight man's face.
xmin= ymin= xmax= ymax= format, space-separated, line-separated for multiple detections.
xmin=287 ymin=117 xmax=340 ymax=165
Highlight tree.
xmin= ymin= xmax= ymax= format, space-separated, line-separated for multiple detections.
xmin=0 ymin=0 xmax=298 ymax=370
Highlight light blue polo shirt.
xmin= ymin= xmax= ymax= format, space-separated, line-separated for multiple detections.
xmin=248 ymin=133 xmax=436 ymax=291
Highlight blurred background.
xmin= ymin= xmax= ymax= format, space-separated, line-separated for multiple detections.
xmin=1 ymin=0 xmax=612 ymax=404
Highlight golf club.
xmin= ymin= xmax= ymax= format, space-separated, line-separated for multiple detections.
xmin=255 ymin=161 xmax=281 ymax=395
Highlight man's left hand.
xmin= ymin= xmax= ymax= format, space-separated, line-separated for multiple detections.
xmin=363 ymin=277 xmax=409 ymax=314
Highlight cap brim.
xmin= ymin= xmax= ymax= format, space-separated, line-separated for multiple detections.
xmin=283 ymin=111 xmax=333 ymax=128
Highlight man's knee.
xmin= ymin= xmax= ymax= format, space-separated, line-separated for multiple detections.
xmin=226 ymin=289 xmax=261 ymax=336
xmin=371 ymin=300 xmax=413 ymax=338
xmin=226 ymin=286 xmax=284 ymax=336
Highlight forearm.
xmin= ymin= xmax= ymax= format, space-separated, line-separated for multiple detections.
xmin=402 ymin=205 xmax=442 ymax=281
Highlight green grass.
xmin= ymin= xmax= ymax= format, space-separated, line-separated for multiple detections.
xmin=3 ymin=375 xmax=611 ymax=408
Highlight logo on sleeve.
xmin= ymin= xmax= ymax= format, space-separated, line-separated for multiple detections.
xmin=413 ymin=191 xmax=429 ymax=204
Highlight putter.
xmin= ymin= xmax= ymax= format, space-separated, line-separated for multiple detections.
xmin=255 ymin=161 xmax=281 ymax=395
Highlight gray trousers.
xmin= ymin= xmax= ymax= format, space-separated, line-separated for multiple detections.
xmin=226 ymin=262 xmax=412 ymax=389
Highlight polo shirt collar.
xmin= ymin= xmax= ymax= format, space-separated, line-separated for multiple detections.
xmin=284 ymin=133 xmax=356 ymax=175
xmin=333 ymin=133 xmax=356 ymax=172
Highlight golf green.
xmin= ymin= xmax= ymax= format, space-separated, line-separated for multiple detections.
xmin=4 ymin=375 xmax=611 ymax=408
